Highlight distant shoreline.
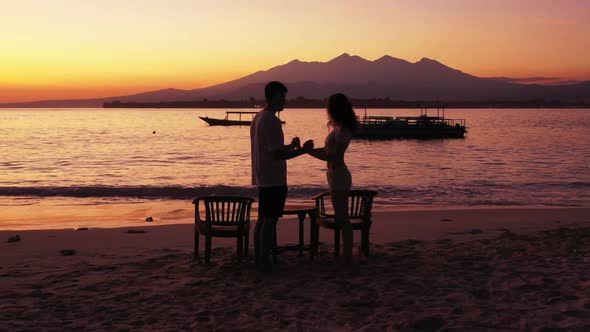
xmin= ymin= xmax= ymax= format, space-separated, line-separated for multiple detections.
xmin=1 ymin=105 xmax=589 ymax=109
xmin=103 ymin=99 xmax=590 ymax=109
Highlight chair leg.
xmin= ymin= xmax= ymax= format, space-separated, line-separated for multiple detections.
xmin=237 ymin=235 xmax=243 ymax=262
xmin=334 ymin=226 xmax=340 ymax=256
xmin=194 ymin=228 xmax=199 ymax=259
xmin=298 ymin=213 xmax=305 ymax=256
xmin=362 ymin=225 xmax=370 ymax=256
xmin=244 ymin=230 xmax=249 ymax=256
xmin=272 ymin=228 xmax=278 ymax=264
xmin=310 ymin=219 xmax=317 ymax=260
xmin=314 ymin=223 xmax=320 ymax=256
xmin=205 ymin=234 xmax=212 ymax=264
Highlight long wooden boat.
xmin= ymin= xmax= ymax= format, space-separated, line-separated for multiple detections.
xmin=199 ymin=111 xmax=285 ymax=126
xmin=354 ymin=107 xmax=467 ymax=139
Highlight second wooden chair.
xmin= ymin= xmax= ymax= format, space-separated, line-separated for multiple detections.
xmin=312 ymin=190 xmax=378 ymax=256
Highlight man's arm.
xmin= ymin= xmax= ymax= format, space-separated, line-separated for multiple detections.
xmin=272 ymin=148 xmax=307 ymax=160
xmin=272 ymin=140 xmax=314 ymax=160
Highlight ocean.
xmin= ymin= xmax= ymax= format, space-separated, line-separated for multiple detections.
xmin=1 ymin=108 xmax=589 ymax=208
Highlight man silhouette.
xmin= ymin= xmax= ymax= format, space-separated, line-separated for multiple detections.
xmin=250 ymin=81 xmax=313 ymax=269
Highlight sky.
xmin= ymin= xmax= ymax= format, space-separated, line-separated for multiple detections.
xmin=1 ymin=0 xmax=589 ymax=102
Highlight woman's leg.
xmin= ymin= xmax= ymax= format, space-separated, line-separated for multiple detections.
xmin=331 ymin=189 xmax=352 ymax=263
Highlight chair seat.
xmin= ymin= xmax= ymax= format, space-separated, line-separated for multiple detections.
xmin=195 ymin=222 xmax=250 ymax=237
xmin=317 ymin=216 xmax=370 ymax=230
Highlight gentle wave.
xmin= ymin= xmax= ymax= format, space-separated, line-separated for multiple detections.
xmin=0 ymin=183 xmax=586 ymax=207
xmin=0 ymin=185 xmax=329 ymax=200
xmin=0 ymin=185 xmax=256 ymax=200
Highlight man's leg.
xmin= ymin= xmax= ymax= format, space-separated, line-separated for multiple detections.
xmin=255 ymin=187 xmax=266 ymax=265
xmin=254 ymin=216 xmax=263 ymax=265
xmin=261 ymin=216 xmax=278 ymax=266
xmin=259 ymin=186 xmax=286 ymax=269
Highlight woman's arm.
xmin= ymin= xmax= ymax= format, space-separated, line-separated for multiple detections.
xmin=309 ymin=147 xmax=328 ymax=161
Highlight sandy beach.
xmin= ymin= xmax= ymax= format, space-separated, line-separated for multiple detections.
xmin=1 ymin=207 xmax=590 ymax=331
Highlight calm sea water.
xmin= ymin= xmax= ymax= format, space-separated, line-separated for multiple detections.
xmin=1 ymin=108 xmax=589 ymax=207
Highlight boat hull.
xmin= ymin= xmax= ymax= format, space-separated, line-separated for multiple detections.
xmin=199 ymin=117 xmax=251 ymax=126
xmin=354 ymin=123 xmax=466 ymax=139
xmin=199 ymin=116 xmax=285 ymax=126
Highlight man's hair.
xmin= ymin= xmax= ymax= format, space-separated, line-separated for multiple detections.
xmin=265 ymin=81 xmax=288 ymax=100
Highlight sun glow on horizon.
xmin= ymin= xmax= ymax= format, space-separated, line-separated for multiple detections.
xmin=1 ymin=0 xmax=589 ymax=103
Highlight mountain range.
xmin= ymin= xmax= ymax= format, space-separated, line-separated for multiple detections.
xmin=2 ymin=53 xmax=589 ymax=107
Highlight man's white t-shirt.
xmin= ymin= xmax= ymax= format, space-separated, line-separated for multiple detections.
xmin=250 ymin=110 xmax=287 ymax=187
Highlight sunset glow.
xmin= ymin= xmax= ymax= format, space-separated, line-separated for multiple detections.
xmin=1 ymin=0 xmax=589 ymax=102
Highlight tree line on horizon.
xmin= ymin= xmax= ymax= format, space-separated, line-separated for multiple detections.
xmin=103 ymin=97 xmax=588 ymax=109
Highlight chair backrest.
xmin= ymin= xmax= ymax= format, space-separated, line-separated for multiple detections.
xmin=314 ymin=190 xmax=378 ymax=220
xmin=193 ymin=196 xmax=254 ymax=226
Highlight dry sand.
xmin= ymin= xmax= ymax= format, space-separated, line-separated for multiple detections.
xmin=1 ymin=207 xmax=590 ymax=331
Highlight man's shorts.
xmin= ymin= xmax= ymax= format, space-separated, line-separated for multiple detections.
xmin=258 ymin=186 xmax=288 ymax=219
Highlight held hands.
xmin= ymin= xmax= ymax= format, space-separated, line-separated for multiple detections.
xmin=290 ymin=137 xmax=301 ymax=149
xmin=302 ymin=140 xmax=314 ymax=153
xmin=291 ymin=136 xmax=313 ymax=154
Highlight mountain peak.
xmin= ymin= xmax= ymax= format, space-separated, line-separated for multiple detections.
xmin=415 ymin=57 xmax=451 ymax=70
xmin=328 ymin=53 xmax=367 ymax=63
xmin=376 ymin=55 xmax=394 ymax=61
xmin=417 ymin=57 xmax=439 ymax=64
xmin=374 ymin=55 xmax=409 ymax=64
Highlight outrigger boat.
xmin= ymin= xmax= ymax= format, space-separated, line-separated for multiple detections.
xmin=199 ymin=111 xmax=285 ymax=126
xmin=354 ymin=106 xmax=467 ymax=139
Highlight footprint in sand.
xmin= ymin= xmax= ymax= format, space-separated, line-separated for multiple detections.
xmin=126 ymin=229 xmax=146 ymax=234
xmin=449 ymin=229 xmax=484 ymax=235
xmin=60 ymin=249 xmax=77 ymax=256
xmin=413 ymin=316 xmax=445 ymax=331
xmin=7 ymin=235 xmax=21 ymax=242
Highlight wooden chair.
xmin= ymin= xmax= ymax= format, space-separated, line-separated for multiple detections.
xmin=311 ymin=190 xmax=378 ymax=256
xmin=192 ymin=196 xmax=254 ymax=264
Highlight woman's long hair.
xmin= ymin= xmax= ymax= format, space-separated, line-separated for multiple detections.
xmin=327 ymin=93 xmax=358 ymax=133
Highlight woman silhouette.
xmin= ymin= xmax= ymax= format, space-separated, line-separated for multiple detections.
xmin=310 ymin=93 xmax=358 ymax=263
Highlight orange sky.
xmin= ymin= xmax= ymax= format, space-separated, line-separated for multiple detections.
xmin=1 ymin=0 xmax=589 ymax=103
